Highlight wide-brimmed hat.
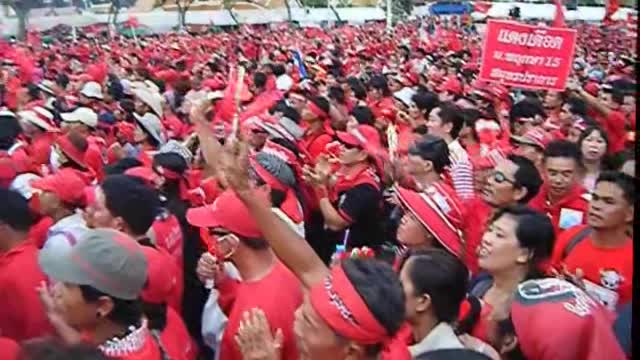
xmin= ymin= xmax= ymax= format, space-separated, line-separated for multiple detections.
xmin=134 ymin=112 xmax=166 ymax=146
xmin=133 ymin=88 xmax=164 ymax=118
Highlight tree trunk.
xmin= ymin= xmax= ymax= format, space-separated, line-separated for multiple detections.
xmin=179 ymin=9 xmax=187 ymax=30
xmin=329 ymin=5 xmax=341 ymax=23
xmin=16 ymin=10 xmax=28 ymax=41
xmin=112 ymin=5 xmax=120 ymax=25
xmin=228 ymin=8 xmax=239 ymax=25
xmin=285 ymin=0 xmax=292 ymax=23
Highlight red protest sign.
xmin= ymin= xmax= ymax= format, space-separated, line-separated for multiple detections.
xmin=479 ymin=20 xmax=577 ymax=91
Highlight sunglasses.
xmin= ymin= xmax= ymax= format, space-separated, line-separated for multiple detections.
xmin=492 ymin=171 xmax=516 ymax=185
xmin=339 ymin=141 xmax=360 ymax=151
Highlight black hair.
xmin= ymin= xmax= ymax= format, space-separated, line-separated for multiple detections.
xmin=56 ymin=73 xmax=70 ymax=89
xmin=435 ymin=102 xmax=465 ymax=139
xmin=100 ymin=175 xmax=161 ymax=236
xmin=489 ymin=205 xmax=555 ymax=276
xmin=0 ymin=115 xmax=22 ymax=150
xmin=412 ymin=92 xmax=440 ymax=116
xmin=328 ymin=86 xmax=346 ymax=105
xmin=507 ymin=154 xmax=543 ymax=203
xmin=142 ymin=301 xmax=168 ymax=332
xmin=280 ymin=106 xmax=301 ymax=124
xmin=104 ymin=157 xmax=143 ymax=176
xmin=26 ymin=83 xmax=41 ymax=101
xmin=351 ymin=106 xmax=375 ymax=126
xmin=79 ymin=285 xmax=142 ymax=328
xmin=342 ymin=259 xmax=405 ymax=347
xmin=369 ymin=75 xmax=391 ymax=97
xmin=253 ymin=72 xmax=267 ymax=89
xmin=564 ymin=96 xmax=587 ymax=116
xmin=596 ymin=171 xmax=635 ymax=205
xmin=543 ymin=140 xmax=582 ymax=165
xmin=271 ymin=64 xmax=286 ymax=77
xmin=268 ymin=137 xmax=301 ymax=158
xmin=308 ymin=96 xmax=331 ymax=115
xmin=577 ymin=125 xmax=609 ymax=157
xmin=19 ymin=338 xmax=109 ymax=360
xmin=0 ymin=188 xmax=33 ymax=232
xmin=408 ymin=134 xmax=451 ymax=174
xmin=611 ymin=89 xmax=624 ymax=105
xmin=398 ymin=249 xmax=469 ymax=323
xmin=509 ymin=99 xmax=545 ymax=123
xmin=460 ymin=108 xmax=482 ymax=141
xmin=153 ymin=153 xmax=188 ymax=177
xmin=348 ymin=79 xmax=368 ymax=101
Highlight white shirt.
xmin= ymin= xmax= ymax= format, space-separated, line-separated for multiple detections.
xmin=409 ymin=322 xmax=465 ymax=358
xmin=41 ymin=212 xmax=89 ymax=258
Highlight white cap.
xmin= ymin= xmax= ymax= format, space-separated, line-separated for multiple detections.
xmin=80 ymin=81 xmax=104 ymax=100
xmin=60 ymin=107 xmax=99 ymax=128
xmin=37 ymin=79 xmax=57 ymax=96
xmin=133 ymin=88 xmax=164 ymax=118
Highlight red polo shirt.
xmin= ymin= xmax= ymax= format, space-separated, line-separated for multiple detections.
xmin=528 ymin=184 xmax=589 ymax=235
xmin=0 ymin=242 xmax=52 ymax=341
xmin=299 ymin=128 xmax=333 ymax=164
xmin=550 ymin=225 xmax=633 ymax=310
xmin=216 ymin=261 xmax=302 ymax=360
xmin=0 ymin=337 xmax=19 ymax=360
xmin=461 ymin=197 xmax=493 ymax=274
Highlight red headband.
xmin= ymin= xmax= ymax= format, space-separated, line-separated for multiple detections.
xmin=250 ymin=158 xmax=287 ymax=192
xmin=307 ymin=102 xmax=328 ymax=121
xmin=310 ymin=265 xmax=388 ymax=345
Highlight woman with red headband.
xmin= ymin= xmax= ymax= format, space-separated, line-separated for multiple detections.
xmin=216 ymin=140 xmax=406 ymax=360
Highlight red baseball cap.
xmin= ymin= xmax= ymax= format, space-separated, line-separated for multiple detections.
xmin=336 ymin=124 xmax=382 ymax=152
xmin=512 ymin=278 xmax=625 ymax=360
xmin=140 ymin=246 xmax=179 ymax=305
xmin=437 ymin=77 xmax=463 ymax=95
xmin=186 ymin=189 xmax=267 ymax=238
xmin=31 ymin=169 xmax=87 ymax=206
xmin=125 ymin=166 xmax=161 ymax=188
xmin=511 ymin=127 xmax=553 ymax=150
xmin=395 ymin=183 xmax=465 ymax=259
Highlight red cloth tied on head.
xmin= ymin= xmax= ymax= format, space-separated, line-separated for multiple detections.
xmin=307 ymin=101 xmax=329 ymax=121
xmin=310 ymin=265 xmax=388 ymax=345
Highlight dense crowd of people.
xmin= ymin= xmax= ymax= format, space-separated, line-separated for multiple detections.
xmin=0 ymin=15 xmax=635 ymax=360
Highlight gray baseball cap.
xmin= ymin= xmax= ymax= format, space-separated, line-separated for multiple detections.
xmin=39 ymin=228 xmax=148 ymax=300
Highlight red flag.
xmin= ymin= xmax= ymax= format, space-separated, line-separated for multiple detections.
xmin=552 ymin=0 xmax=566 ymax=27
xmin=125 ymin=16 xmax=140 ymax=28
xmin=473 ymin=2 xmax=491 ymax=14
xmin=603 ymin=0 xmax=620 ymax=24
xmin=239 ymin=90 xmax=283 ymax=122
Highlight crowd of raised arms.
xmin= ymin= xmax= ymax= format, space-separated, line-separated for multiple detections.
xmin=0 ymin=15 xmax=635 ymax=360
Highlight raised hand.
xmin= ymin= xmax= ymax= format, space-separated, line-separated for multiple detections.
xmin=235 ymin=308 xmax=283 ymax=360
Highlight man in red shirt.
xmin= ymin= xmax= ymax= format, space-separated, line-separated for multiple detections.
xmin=529 ymin=140 xmax=589 ymax=234
xmin=0 ymin=188 xmax=52 ymax=341
xmin=550 ymin=171 xmax=633 ymax=311
xmin=60 ymin=107 xmax=105 ymax=181
xmin=464 ymin=154 xmax=543 ymax=272
xmin=569 ymin=81 xmax=628 ymax=154
xmin=187 ymin=190 xmax=303 ymax=360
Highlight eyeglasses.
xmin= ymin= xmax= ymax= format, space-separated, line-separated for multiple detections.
xmin=492 ymin=171 xmax=517 ymax=185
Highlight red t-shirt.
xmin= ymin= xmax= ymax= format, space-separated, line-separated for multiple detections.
xmin=158 ymin=308 xmax=198 ymax=360
xmin=216 ymin=262 xmax=303 ymax=360
xmin=0 ymin=242 xmax=52 ymax=341
xmin=27 ymin=216 xmax=54 ymax=249
xmin=85 ymin=143 xmax=105 ymax=182
xmin=528 ymin=184 xmax=589 ymax=235
xmin=594 ymin=110 xmax=627 ymax=154
xmin=0 ymin=337 xmax=19 ymax=360
xmin=29 ymin=132 xmax=55 ymax=167
xmin=105 ymin=333 xmax=162 ymax=360
xmin=150 ymin=213 xmax=184 ymax=273
xmin=550 ymin=225 xmax=633 ymax=309
xmin=299 ymin=130 xmax=332 ymax=165
xmin=461 ymin=197 xmax=492 ymax=273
